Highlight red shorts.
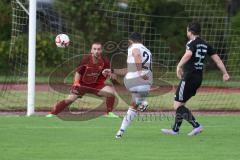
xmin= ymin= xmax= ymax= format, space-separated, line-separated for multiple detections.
xmin=70 ymin=83 xmax=105 ymax=97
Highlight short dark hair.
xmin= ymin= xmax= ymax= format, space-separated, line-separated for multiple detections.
xmin=188 ymin=22 xmax=201 ymax=35
xmin=91 ymin=42 xmax=102 ymax=47
xmin=92 ymin=42 xmax=102 ymax=45
xmin=129 ymin=32 xmax=143 ymax=43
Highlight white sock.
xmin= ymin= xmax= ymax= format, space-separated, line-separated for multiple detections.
xmin=119 ymin=108 xmax=137 ymax=132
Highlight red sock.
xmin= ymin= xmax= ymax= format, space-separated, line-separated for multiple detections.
xmin=51 ymin=100 xmax=70 ymax=115
xmin=106 ymin=96 xmax=115 ymax=113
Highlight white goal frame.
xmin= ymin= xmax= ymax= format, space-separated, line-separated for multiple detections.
xmin=27 ymin=0 xmax=36 ymax=116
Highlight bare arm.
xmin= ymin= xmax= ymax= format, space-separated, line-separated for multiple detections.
xmin=132 ymin=48 xmax=148 ymax=80
xmin=176 ymin=50 xmax=192 ymax=79
xmin=73 ymin=72 xmax=81 ymax=86
xmin=132 ymin=48 xmax=143 ymax=73
xmin=103 ymin=48 xmax=143 ymax=76
xmin=102 ymin=68 xmax=127 ymax=78
xmin=211 ymin=54 xmax=230 ymax=81
xmin=112 ymin=48 xmax=142 ymax=76
xmin=177 ymin=50 xmax=193 ymax=68
xmin=112 ymin=68 xmax=128 ymax=76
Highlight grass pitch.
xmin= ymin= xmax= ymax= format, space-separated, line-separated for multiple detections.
xmin=0 ymin=115 xmax=239 ymax=160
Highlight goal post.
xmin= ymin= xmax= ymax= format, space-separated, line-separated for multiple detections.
xmin=4 ymin=0 xmax=240 ymax=115
xmin=27 ymin=0 xmax=36 ymax=116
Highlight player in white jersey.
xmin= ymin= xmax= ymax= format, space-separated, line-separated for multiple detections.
xmin=124 ymin=42 xmax=153 ymax=93
xmin=109 ymin=32 xmax=153 ymax=138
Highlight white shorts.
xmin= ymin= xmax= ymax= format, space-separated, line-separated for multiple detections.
xmin=127 ymin=85 xmax=151 ymax=93
xmin=124 ymin=79 xmax=151 ymax=105
xmin=124 ymin=75 xmax=152 ymax=92
xmin=124 ymin=72 xmax=152 ymax=105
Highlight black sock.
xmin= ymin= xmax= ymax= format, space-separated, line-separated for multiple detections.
xmin=180 ymin=105 xmax=200 ymax=128
xmin=172 ymin=107 xmax=183 ymax=132
xmin=172 ymin=105 xmax=200 ymax=131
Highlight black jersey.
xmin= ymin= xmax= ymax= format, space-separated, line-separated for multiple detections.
xmin=183 ymin=37 xmax=216 ymax=78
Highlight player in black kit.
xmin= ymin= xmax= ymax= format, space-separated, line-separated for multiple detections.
xmin=161 ymin=22 xmax=230 ymax=136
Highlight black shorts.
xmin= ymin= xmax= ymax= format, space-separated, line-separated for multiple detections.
xmin=175 ymin=74 xmax=202 ymax=103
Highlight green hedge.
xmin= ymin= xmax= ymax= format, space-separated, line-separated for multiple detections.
xmin=0 ymin=0 xmax=239 ymax=75
xmin=227 ymin=11 xmax=240 ymax=74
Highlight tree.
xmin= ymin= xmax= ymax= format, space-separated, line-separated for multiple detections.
xmin=0 ymin=0 xmax=11 ymax=73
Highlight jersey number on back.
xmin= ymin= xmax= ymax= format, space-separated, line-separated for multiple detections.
xmin=142 ymin=51 xmax=152 ymax=72
xmin=194 ymin=49 xmax=206 ymax=70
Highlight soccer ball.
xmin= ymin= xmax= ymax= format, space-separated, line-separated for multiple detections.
xmin=55 ymin=34 xmax=70 ymax=48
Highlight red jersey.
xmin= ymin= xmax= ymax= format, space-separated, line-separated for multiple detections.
xmin=75 ymin=54 xmax=110 ymax=88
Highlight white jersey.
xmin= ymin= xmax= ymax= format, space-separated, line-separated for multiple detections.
xmin=124 ymin=43 xmax=153 ymax=91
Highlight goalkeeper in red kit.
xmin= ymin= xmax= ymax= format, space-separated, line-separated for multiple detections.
xmin=46 ymin=42 xmax=119 ymax=118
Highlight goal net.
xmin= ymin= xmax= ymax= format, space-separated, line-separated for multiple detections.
xmin=1 ymin=0 xmax=240 ymax=115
